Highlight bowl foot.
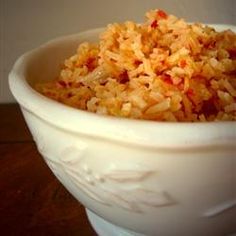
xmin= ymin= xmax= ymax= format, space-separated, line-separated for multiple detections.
xmin=86 ymin=208 xmax=145 ymax=236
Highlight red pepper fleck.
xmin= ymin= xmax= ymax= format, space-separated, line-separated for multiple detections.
xmin=134 ymin=60 xmax=142 ymax=66
xmin=151 ymin=20 xmax=158 ymax=28
xmin=162 ymin=74 xmax=172 ymax=84
xmin=186 ymin=88 xmax=194 ymax=96
xmin=201 ymin=99 xmax=218 ymax=116
xmin=157 ymin=10 xmax=168 ymax=19
xmin=119 ymin=70 xmax=129 ymax=84
xmin=228 ymin=48 xmax=236 ymax=59
xmin=179 ymin=59 xmax=187 ymax=68
xmin=204 ymin=41 xmax=216 ymax=49
xmin=198 ymin=37 xmax=204 ymax=44
xmin=57 ymin=80 xmax=67 ymax=88
xmin=86 ymin=57 xmax=96 ymax=71
xmin=67 ymin=92 xmax=73 ymax=98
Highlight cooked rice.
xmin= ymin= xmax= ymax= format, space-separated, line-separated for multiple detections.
xmin=36 ymin=9 xmax=236 ymax=121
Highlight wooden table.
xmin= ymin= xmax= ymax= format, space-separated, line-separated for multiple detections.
xmin=0 ymin=104 xmax=97 ymax=235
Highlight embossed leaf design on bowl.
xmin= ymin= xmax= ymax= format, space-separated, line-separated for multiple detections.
xmin=41 ymin=144 xmax=176 ymax=213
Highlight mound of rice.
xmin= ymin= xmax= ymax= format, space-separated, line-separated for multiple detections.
xmin=36 ymin=9 xmax=236 ymax=122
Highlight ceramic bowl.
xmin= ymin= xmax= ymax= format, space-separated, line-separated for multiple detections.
xmin=9 ymin=25 xmax=236 ymax=236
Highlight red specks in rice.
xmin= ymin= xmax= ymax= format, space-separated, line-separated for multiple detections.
xmin=134 ymin=60 xmax=142 ymax=66
xmin=157 ymin=10 xmax=168 ymax=19
xmin=201 ymin=99 xmax=218 ymax=117
xmin=36 ymin=9 xmax=236 ymax=122
xmin=179 ymin=59 xmax=187 ymax=68
xmin=162 ymin=74 xmax=173 ymax=85
xmin=66 ymin=92 xmax=74 ymax=98
xmin=228 ymin=48 xmax=236 ymax=59
xmin=57 ymin=80 xmax=67 ymax=88
xmin=119 ymin=70 xmax=129 ymax=84
xmin=151 ymin=20 xmax=158 ymax=28
xmin=86 ymin=57 xmax=96 ymax=71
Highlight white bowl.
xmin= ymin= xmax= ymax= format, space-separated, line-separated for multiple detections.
xmin=9 ymin=25 xmax=236 ymax=236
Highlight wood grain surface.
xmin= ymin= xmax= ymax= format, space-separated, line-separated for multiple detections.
xmin=0 ymin=104 xmax=97 ymax=235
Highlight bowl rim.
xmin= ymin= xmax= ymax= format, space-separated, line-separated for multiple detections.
xmin=9 ymin=25 xmax=236 ymax=149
